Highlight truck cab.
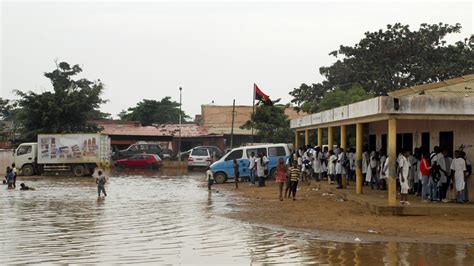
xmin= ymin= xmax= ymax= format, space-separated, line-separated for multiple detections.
xmin=13 ymin=143 xmax=38 ymax=176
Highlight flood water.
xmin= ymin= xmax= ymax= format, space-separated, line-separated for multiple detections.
xmin=1 ymin=171 xmax=473 ymax=264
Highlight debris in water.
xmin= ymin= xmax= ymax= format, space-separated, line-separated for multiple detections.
xmin=368 ymin=230 xmax=378 ymax=234
xmin=354 ymin=238 xmax=361 ymax=242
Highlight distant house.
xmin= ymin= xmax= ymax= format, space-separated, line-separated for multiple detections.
xmin=96 ymin=120 xmax=224 ymax=152
xmin=200 ymin=105 xmax=305 ymax=147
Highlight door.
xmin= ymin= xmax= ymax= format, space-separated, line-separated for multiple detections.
xmin=439 ymin=131 xmax=454 ymax=158
xmin=369 ymin=135 xmax=376 ymax=152
xmin=421 ymin=132 xmax=430 ymax=154
xmin=15 ymin=144 xmax=34 ymax=168
xmin=381 ymin=134 xmax=387 ymax=155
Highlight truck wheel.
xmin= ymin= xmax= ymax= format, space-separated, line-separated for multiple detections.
xmin=72 ymin=165 xmax=86 ymax=177
xmin=22 ymin=165 xmax=34 ymax=176
xmin=214 ymin=172 xmax=227 ymax=184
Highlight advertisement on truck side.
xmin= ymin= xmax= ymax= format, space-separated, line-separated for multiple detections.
xmin=38 ymin=134 xmax=106 ymax=164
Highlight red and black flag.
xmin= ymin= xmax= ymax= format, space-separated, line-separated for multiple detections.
xmin=254 ymin=83 xmax=272 ymax=105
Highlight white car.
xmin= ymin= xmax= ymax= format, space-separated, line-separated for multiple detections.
xmin=187 ymin=147 xmax=213 ymax=168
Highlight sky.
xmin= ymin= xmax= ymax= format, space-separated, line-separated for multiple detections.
xmin=1 ymin=1 xmax=473 ymax=119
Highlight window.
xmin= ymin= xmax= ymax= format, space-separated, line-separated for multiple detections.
xmin=191 ymin=148 xmax=209 ymax=156
xmin=17 ymin=145 xmax=32 ymax=156
xmin=268 ymin=146 xmax=286 ymax=157
xmin=246 ymin=149 xmax=257 ymax=158
xmin=129 ymin=145 xmax=138 ymax=151
xmin=138 ymin=144 xmax=147 ymax=151
xmin=225 ymin=150 xmax=243 ymax=161
xmin=149 ymin=145 xmax=161 ymax=151
xmin=132 ymin=155 xmax=144 ymax=160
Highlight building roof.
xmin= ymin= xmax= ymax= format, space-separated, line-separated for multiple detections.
xmin=388 ymin=74 xmax=474 ymax=97
xmin=290 ymin=75 xmax=474 ymax=130
xmin=97 ymin=121 xmax=221 ymax=138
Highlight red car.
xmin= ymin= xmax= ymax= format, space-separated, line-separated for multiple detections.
xmin=115 ymin=154 xmax=162 ymax=169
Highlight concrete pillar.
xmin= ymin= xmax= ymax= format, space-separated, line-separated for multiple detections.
xmin=340 ymin=125 xmax=347 ymax=188
xmin=305 ymin=129 xmax=310 ymax=146
xmin=328 ymin=127 xmax=334 ymax=151
xmin=388 ymin=118 xmax=397 ymax=206
xmin=295 ymin=131 xmax=300 ymax=149
xmin=317 ymin=128 xmax=323 ymax=148
xmin=356 ymin=123 xmax=363 ymax=194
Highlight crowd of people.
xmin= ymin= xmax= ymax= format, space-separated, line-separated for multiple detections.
xmin=289 ymin=144 xmax=472 ymax=205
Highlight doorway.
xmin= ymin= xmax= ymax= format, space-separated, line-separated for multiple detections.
xmin=439 ymin=131 xmax=454 ymax=158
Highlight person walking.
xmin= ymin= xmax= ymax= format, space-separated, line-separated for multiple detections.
xmin=96 ymin=170 xmax=107 ymax=198
xmin=288 ymin=161 xmax=300 ymax=200
xmin=206 ymin=167 xmax=214 ymax=190
xmin=276 ymin=158 xmax=287 ymax=201
xmin=233 ymin=159 xmax=239 ymax=189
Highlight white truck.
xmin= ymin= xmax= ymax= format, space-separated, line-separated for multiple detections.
xmin=13 ymin=133 xmax=111 ymax=177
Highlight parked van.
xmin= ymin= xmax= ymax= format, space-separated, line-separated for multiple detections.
xmin=210 ymin=143 xmax=292 ymax=184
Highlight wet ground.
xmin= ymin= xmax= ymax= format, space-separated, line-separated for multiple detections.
xmin=1 ymin=171 xmax=473 ymax=264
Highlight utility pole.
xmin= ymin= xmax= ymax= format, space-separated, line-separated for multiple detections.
xmin=230 ymin=99 xmax=236 ymax=149
xmin=178 ymin=87 xmax=182 ymax=172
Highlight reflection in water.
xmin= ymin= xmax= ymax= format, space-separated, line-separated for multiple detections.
xmin=0 ymin=172 xmax=473 ymax=264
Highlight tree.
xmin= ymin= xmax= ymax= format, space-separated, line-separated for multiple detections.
xmin=241 ymin=100 xmax=293 ymax=143
xmin=120 ymin=97 xmax=189 ymax=126
xmin=318 ymin=85 xmax=373 ymax=111
xmin=15 ymin=62 xmax=106 ymax=141
xmin=291 ymin=23 xmax=474 ymax=113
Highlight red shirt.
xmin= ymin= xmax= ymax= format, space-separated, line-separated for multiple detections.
xmin=419 ymin=157 xmax=432 ymax=177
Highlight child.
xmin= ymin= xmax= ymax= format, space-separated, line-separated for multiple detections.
xmin=96 ymin=170 xmax=107 ymax=197
xmin=289 ymin=161 xmax=301 ymax=200
xmin=233 ymin=159 xmax=239 ymax=189
xmin=5 ymin=167 xmax=14 ymax=189
xmin=11 ymin=163 xmax=17 ymax=188
xmin=276 ymin=158 xmax=287 ymax=201
xmin=20 ymin=183 xmax=35 ymax=191
xmin=206 ymin=167 xmax=214 ymax=190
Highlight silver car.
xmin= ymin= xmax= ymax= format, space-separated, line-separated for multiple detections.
xmin=187 ymin=147 xmax=212 ymax=168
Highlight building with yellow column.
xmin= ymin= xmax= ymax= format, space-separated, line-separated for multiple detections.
xmin=290 ymin=75 xmax=474 ymax=204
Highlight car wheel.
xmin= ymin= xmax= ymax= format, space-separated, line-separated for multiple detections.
xmin=72 ymin=165 xmax=86 ymax=177
xmin=214 ymin=172 xmax=227 ymax=184
xmin=22 ymin=165 xmax=34 ymax=176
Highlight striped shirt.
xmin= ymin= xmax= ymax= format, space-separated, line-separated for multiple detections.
xmin=289 ymin=167 xmax=300 ymax=181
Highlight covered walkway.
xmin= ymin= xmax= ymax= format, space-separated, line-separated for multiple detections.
xmin=291 ymin=75 xmax=474 ymax=206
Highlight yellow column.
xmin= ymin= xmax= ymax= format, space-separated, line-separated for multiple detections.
xmin=317 ymin=128 xmax=323 ymax=148
xmin=305 ymin=129 xmax=310 ymax=146
xmin=388 ymin=118 xmax=397 ymax=206
xmin=328 ymin=127 xmax=334 ymax=151
xmin=340 ymin=125 xmax=347 ymax=188
xmin=295 ymin=131 xmax=300 ymax=149
xmin=356 ymin=123 xmax=363 ymax=194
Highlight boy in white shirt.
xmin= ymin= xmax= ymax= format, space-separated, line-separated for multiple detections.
xmin=206 ymin=167 xmax=214 ymax=190
xmin=451 ymin=150 xmax=466 ymax=203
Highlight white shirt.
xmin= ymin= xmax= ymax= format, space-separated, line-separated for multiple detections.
xmin=398 ymin=155 xmax=410 ymax=180
xmin=248 ymin=156 xmax=256 ymax=170
xmin=380 ymin=157 xmax=389 ymax=179
xmin=206 ymin=170 xmax=214 ymax=181
xmin=362 ymin=152 xmax=369 ymax=174
xmin=313 ymin=152 xmax=323 ymax=173
xmin=256 ymin=157 xmax=269 ymax=177
xmin=451 ymin=158 xmax=466 ymax=191
xmin=328 ymin=155 xmax=337 ymax=175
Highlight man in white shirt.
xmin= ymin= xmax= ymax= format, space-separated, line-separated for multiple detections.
xmin=398 ymin=150 xmax=411 ymax=205
xmin=451 ymin=150 xmax=466 ymax=203
xmin=248 ymin=152 xmax=256 ymax=186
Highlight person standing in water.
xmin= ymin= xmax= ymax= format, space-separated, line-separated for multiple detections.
xmin=11 ymin=163 xmax=17 ymax=188
xmin=5 ymin=167 xmax=14 ymax=189
xmin=233 ymin=159 xmax=239 ymax=189
xmin=96 ymin=170 xmax=107 ymax=198
xmin=206 ymin=167 xmax=214 ymax=190
xmin=276 ymin=158 xmax=287 ymax=201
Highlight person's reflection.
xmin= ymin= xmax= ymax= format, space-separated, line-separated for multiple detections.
xmin=204 ymin=190 xmax=214 ymax=217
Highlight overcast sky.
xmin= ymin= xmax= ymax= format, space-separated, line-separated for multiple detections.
xmin=1 ymin=1 xmax=472 ymax=119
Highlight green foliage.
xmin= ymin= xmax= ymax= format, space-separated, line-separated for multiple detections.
xmin=291 ymin=23 xmax=474 ymax=113
xmin=120 ymin=97 xmax=189 ymax=126
xmin=318 ymin=85 xmax=373 ymax=111
xmin=15 ymin=62 xmax=106 ymax=141
xmin=241 ymin=100 xmax=293 ymax=143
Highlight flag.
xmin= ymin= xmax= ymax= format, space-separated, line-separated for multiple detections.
xmin=254 ymin=84 xmax=272 ymax=105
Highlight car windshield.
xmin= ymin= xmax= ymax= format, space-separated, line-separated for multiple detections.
xmin=191 ymin=148 xmax=208 ymax=156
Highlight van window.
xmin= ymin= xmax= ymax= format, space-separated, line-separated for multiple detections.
xmin=17 ymin=145 xmax=32 ymax=156
xmin=268 ymin=146 xmax=286 ymax=157
xmin=225 ymin=150 xmax=243 ymax=161
xmin=246 ymin=149 xmax=257 ymax=158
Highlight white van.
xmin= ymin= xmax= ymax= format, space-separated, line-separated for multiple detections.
xmin=210 ymin=143 xmax=292 ymax=184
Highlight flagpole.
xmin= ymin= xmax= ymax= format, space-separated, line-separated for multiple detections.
xmin=251 ymin=83 xmax=256 ymax=145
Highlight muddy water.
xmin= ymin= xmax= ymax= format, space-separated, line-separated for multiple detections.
xmin=1 ymin=171 xmax=473 ymax=264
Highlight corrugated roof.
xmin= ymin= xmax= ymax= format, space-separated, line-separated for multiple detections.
xmin=388 ymin=74 xmax=474 ymax=97
xmin=97 ymin=121 xmax=219 ymax=138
